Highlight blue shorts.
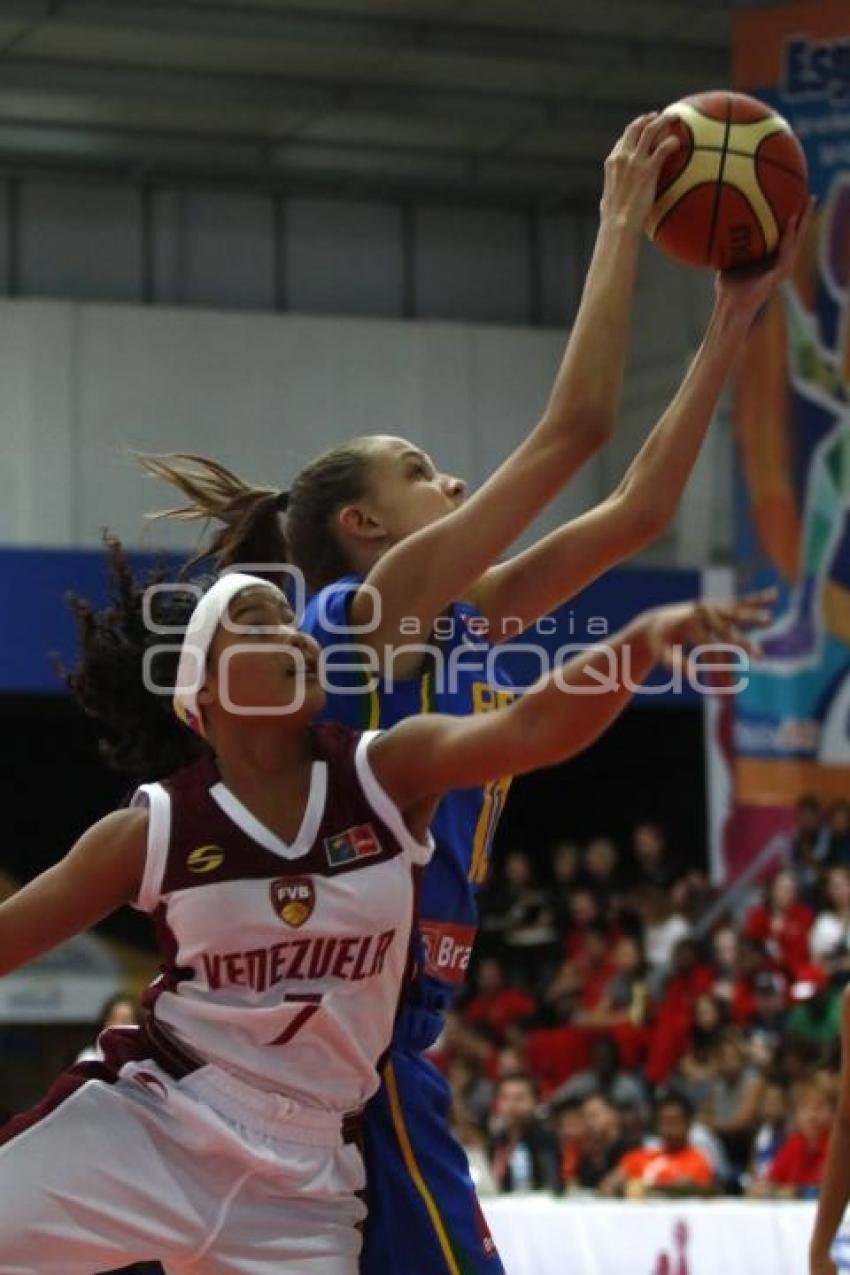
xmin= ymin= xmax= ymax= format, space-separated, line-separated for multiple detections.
xmin=360 ymin=1006 xmax=503 ymax=1275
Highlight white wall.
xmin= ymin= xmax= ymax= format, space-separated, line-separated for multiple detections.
xmin=0 ymin=248 xmax=723 ymax=565
xmin=0 ymin=299 xmax=599 ymax=553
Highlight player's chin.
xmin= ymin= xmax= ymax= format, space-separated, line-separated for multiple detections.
xmin=284 ymin=679 xmax=326 ymax=719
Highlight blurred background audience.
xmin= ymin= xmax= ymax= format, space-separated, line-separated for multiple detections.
xmin=436 ymin=812 xmax=846 ymax=1199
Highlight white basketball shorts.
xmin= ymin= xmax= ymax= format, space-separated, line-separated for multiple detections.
xmin=0 ymin=1050 xmax=366 ymax=1274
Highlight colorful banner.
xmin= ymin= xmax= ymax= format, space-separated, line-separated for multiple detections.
xmin=723 ymin=0 xmax=850 ymax=877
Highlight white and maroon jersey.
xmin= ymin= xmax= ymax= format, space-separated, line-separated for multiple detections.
xmin=131 ymin=724 xmax=432 ymax=1113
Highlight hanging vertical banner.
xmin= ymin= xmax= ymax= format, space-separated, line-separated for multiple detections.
xmin=721 ymin=0 xmax=850 ymax=879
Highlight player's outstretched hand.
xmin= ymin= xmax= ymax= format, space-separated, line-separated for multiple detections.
xmin=809 ymin=1253 xmax=837 ymax=1275
xmin=600 ymin=112 xmax=681 ymax=233
xmin=714 ymin=197 xmax=814 ymax=319
xmin=641 ymin=588 xmax=777 ymax=672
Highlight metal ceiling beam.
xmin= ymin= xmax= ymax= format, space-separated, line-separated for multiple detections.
xmin=0 ymin=0 xmax=729 ymax=76
xmin=0 ymin=55 xmax=654 ymax=135
xmin=0 ymin=150 xmax=600 ymax=212
xmin=0 ymin=119 xmax=601 ymax=209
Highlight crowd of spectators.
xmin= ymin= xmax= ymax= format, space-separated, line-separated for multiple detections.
xmin=436 ymin=798 xmax=850 ymax=1200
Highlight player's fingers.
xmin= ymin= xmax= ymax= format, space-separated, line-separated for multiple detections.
xmin=774 ymin=197 xmax=814 ymax=275
xmin=649 ymin=134 xmax=682 ymax=166
xmin=777 ymin=214 xmax=802 ymax=269
xmin=731 ymin=604 xmax=774 ymax=626
xmin=740 ymin=586 xmax=779 ymax=605
xmin=711 ymin=600 xmax=773 ymax=627
xmin=619 ymin=112 xmax=658 ymax=151
xmin=636 ymin=116 xmax=676 ymax=157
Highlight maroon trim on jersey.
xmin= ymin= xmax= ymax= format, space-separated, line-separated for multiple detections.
xmin=141 ymin=901 xmax=193 ymax=1013
xmin=140 ymin=899 xmax=201 ymax=1077
xmin=139 ymin=1015 xmax=203 ymax=1080
xmin=156 ymin=722 xmax=407 ymax=895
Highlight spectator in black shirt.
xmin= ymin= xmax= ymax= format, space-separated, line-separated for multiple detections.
xmin=628 ymin=821 xmax=675 ymax=892
xmin=576 ymin=1094 xmax=636 ymax=1189
xmin=488 ymin=1073 xmax=562 ymax=1194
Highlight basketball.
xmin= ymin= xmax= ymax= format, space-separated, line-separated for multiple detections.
xmin=647 ymin=91 xmax=808 ymax=272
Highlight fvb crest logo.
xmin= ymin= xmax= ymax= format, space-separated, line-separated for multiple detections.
xmin=271 ymin=877 xmax=315 ymax=928
xmin=652 ymin=1220 xmax=689 ymax=1275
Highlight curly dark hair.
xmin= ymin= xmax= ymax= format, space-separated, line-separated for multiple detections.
xmin=62 ymin=535 xmax=209 ymax=782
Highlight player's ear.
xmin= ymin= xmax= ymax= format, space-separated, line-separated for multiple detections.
xmin=337 ymin=503 xmax=386 ymax=543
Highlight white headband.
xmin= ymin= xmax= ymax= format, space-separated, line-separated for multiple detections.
xmin=173 ymin=572 xmax=285 ymax=737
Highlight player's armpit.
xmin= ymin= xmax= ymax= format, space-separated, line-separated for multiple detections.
xmin=0 ymin=807 xmax=148 ymax=977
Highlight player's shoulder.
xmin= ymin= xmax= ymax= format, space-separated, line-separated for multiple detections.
xmin=301 ymin=575 xmax=362 ymax=641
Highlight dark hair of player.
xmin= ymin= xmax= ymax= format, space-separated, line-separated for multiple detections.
xmin=62 ymin=536 xmax=208 ymax=782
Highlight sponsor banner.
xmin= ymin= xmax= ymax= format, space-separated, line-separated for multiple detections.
xmin=721 ymin=1 xmax=850 ymax=880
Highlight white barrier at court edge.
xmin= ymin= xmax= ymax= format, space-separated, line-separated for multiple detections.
xmin=480 ymin=1196 xmax=827 ymax=1275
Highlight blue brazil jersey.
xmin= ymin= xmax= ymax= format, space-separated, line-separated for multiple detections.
xmin=301 ymin=576 xmax=514 ymax=1010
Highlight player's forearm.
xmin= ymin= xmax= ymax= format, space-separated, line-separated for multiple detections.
xmin=613 ymin=294 xmax=756 ymax=535
xmin=539 ymin=217 xmax=643 ymax=450
xmin=510 ymin=617 xmax=655 ymax=770
xmin=810 ymin=1117 xmax=850 ymax=1264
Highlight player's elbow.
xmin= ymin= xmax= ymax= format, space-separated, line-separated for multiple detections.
xmin=541 ymin=403 xmax=613 ymax=463
xmin=613 ymin=484 xmax=673 ymax=547
xmin=574 ymin=404 xmax=616 ymax=456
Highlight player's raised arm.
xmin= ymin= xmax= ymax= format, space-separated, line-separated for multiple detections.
xmin=0 ymin=809 xmax=146 ymax=977
xmin=468 ymin=206 xmax=811 ymax=640
xmin=368 ymin=594 xmax=772 ymax=809
xmin=355 ymin=115 xmax=680 ymax=650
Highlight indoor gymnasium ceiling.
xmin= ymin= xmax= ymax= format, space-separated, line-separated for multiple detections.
xmin=0 ymin=0 xmax=782 ymax=210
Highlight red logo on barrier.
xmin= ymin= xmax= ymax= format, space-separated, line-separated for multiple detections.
xmin=653 ymin=1220 xmax=689 ymax=1275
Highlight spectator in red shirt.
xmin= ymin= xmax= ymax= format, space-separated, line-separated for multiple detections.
xmin=545 ymin=922 xmax=615 ymax=1017
xmin=464 ymin=957 xmax=536 ymax=1043
xmin=743 ymin=869 xmax=814 ymax=977
xmin=578 ymin=934 xmax=649 ymax=1029
xmin=644 ymin=942 xmax=714 ymax=1087
xmin=525 ymin=1020 xmax=589 ymax=1097
xmin=747 ymin=1084 xmax=832 ymax=1198
xmin=562 ymin=887 xmax=605 ymax=962
xmin=710 ymin=924 xmax=756 ymax=1026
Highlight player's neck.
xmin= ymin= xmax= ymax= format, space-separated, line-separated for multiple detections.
xmin=213 ymin=722 xmax=315 ymax=787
